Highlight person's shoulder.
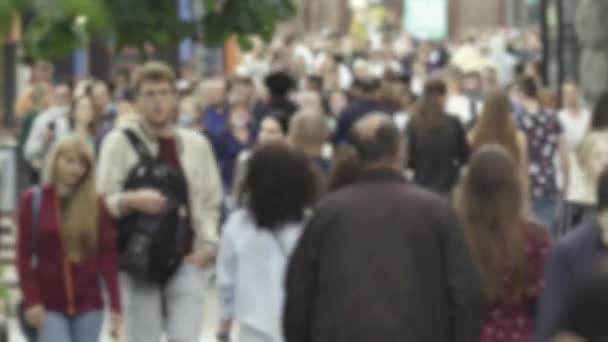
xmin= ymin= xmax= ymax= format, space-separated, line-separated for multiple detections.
xmin=100 ymin=127 xmax=130 ymax=147
xmin=223 ymin=209 xmax=255 ymax=234
xmin=553 ymin=220 xmax=597 ymax=254
xmin=177 ymin=127 xmax=213 ymax=149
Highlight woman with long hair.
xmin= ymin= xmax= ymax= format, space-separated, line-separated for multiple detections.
xmin=16 ymin=135 xmax=120 ymax=341
xmin=470 ymin=89 xmax=530 ymax=212
xmin=455 ymin=145 xmax=549 ymax=342
xmin=217 ymin=143 xmax=319 ymax=342
xmin=406 ymin=78 xmax=469 ymax=195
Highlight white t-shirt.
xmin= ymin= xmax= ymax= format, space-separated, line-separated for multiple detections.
xmin=446 ymin=95 xmax=481 ymax=127
xmin=558 ymin=108 xmax=591 ymax=150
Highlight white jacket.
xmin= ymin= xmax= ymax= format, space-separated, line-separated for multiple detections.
xmin=96 ymin=122 xmax=223 ymax=247
xmin=217 ymin=210 xmax=303 ymax=342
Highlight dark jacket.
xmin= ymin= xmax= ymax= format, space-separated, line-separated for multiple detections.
xmin=535 ymin=219 xmax=607 ymax=342
xmin=406 ymin=116 xmax=469 ymax=194
xmin=284 ymin=168 xmax=483 ymax=342
xmin=332 ymin=100 xmax=389 ymax=144
xmin=16 ymin=185 xmax=121 ymax=315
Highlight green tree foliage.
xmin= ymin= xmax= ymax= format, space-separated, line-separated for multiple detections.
xmin=0 ymin=0 xmax=296 ymax=62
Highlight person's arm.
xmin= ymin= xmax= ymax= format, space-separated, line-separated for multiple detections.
xmin=535 ymin=244 xmax=574 ymax=342
xmin=436 ymin=201 xmax=483 ymax=342
xmin=15 ymin=191 xmax=43 ymax=309
xmin=405 ymin=124 xmax=416 ymax=170
xmin=97 ymin=199 xmax=121 ymax=314
xmin=284 ymin=208 xmax=327 ymax=342
xmin=193 ymin=135 xmax=223 ymax=249
xmin=96 ymin=130 xmax=140 ymax=218
xmin=518 ymin=132 xmax=532 ymax=218
xmin=216 ymin=213 xmax=239 ymax=339
xmin=23 ymin=113 xmax=45 ymax=164
xmin=231 ymin=152 xmax=249 ymax=201
xmin=456 ymin=120 xmax=470 ymax=165
xmin=559 ymin=136 xmax=571 ymax=194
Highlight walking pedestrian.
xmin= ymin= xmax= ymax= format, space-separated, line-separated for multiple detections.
xmin=515 ymin=76 xmax=570 ymax=235
xmin=212 ymin=101 xmax=256 ymax=195
xmin=536 ymin=169 xmax=608 ymax=342
xmin=217 ymin=143 xmax=319 ymax=342
xmin=97 ymin=61 xmax=223 ymax=342
xmin=288 ymin=110 xmax=330 ymax=175
xmin=406 ymin=78 xmax=470 ymax=195
xmin=455 ymin=145 xmax=549 ymax=342
xmin=232 ymin=113 xmax=290 ymax=203
xmin=284 ymin=114 xmax=482 ymax=342
xmin=16 ymin=135 xmax=121 ymax=342
xmin=470 ymin=89 xmax=530 ymax=213
xmin=23 ymin=83 xmax=72 ymax=183
xmin=559 ymin=83 xmax=593 ymax=233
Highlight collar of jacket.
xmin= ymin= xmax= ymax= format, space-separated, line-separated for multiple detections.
xmin=355 ymin=166 xmax=407 ymax=185
xmin=136 ymin=121 xmax=184 ymax=155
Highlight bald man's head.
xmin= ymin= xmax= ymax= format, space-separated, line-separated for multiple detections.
xmin=289 ymin=110 xmax=328 ymax=155
xmin=350 ymin=113 xmax=403 ymax=165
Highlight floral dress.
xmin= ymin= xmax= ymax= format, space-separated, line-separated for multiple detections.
xmin=479 ymin=222 xmax=550 ymax=342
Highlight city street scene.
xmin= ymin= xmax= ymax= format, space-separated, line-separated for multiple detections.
xmin=1 ymin=0 xmax=608 ymax=341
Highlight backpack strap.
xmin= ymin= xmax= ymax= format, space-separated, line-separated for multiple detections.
xmin=29 ymin=186 xmax=42 ymax=268
xmin=123 ymin=129 xmax=154 ymax=163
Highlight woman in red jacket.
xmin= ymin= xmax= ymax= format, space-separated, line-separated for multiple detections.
xmin=16 ymin=134 xmax=120 ymax=341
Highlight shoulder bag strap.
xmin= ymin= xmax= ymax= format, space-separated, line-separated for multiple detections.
xmin=30 ymin=186 xmax=42 ymax=268
xmin=123 ymin=129 xmax=154 ymax=163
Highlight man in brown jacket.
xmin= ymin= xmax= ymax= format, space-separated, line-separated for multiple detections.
xmin=284 ymin=114 xmax=483 ymax=342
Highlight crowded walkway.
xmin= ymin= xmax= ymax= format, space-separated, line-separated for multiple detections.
xmin=2 ymin=26 xmax=608 ymax=342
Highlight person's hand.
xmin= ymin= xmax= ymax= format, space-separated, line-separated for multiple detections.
xmin=185 ymin=244 xmax=216 ymax=268
xmin=109 ymin=311 xmax=121 ymax=339
xmin=25 ymin=305 xmax=46 ymax=330
xmin=125 ymin=189 xmax=167 ymax=215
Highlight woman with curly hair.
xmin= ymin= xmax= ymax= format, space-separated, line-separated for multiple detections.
xmin=216 ymin=143 xmax=320 ymax=342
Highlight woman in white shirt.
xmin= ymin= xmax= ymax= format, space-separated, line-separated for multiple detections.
xmin=557 ymin=84 xmax=595 ymax=235
xmin=217 ymin=143 xmax=320 ymax=342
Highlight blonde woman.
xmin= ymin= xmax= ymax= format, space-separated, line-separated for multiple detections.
xmin=16 ymin=135 xmax=120 ymax=342
xmin=559 ymin=130 xmax=608 ymax=235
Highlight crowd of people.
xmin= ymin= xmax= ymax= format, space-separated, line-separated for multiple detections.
xmin=9 ymin=29 xmax=608 ymax=342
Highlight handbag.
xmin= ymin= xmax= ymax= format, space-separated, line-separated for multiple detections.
xmin=16 ymin=186 xmax=42 ymax=341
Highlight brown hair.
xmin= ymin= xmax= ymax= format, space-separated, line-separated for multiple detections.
xmin=411 ymin=78 xmax=448 ymax=130
xmin=455 ymin=145 xmax=526 ymax=301
xmin=44 ymin=135 xmax=98 ymax=261
xmin=131 ymin=61 xmax=176 ymax=94
xmin=471 ymin=90 xmax=521 ymax=163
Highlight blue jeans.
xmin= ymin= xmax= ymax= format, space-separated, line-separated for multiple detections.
xmin=121 ymin=263 xmax=208 ymax=342
xmin=532 ymin=197 xmax=559 ymax=238
xmin=38 ymin=311 xmax=103 ymax=342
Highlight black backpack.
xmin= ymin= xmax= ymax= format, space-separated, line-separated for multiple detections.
xmin=117 ymin=129 xmax=190 ymax=284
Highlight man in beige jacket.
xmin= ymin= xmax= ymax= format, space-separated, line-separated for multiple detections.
xmin=97 ymin=61 xmax=223 ymax=342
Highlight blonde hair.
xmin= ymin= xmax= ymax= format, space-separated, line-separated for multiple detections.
xmin=578 ymin=130 xmax=608 ymax=180
xmin=289 ymin=110 xmax=328 ymax=153
xmin=44 ymin=135 xmax=98 ymax=261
